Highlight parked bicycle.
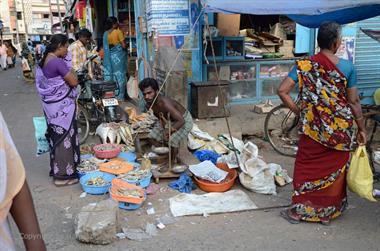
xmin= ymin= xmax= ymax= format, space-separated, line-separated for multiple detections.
xmin=264 ymin=101 xmax=380 ymax=179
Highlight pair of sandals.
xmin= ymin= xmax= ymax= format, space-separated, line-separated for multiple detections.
xmin=280 ymin=209 xmax=330 ymax=226
xmin=54 ymin=178 xmax=79 ymax=187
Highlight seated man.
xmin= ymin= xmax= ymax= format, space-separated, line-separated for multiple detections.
xmin=139 ymin=78 xmax=193 ymax=169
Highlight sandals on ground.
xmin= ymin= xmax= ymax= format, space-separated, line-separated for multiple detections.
xmin=280 ymin=209 xmax=301 ymax=224
xmin=54 ymin=178 xmax=79 ymax=187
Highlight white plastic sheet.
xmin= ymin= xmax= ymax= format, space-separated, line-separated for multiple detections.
xmin=169 ymin=190 xmax=257 ymax=217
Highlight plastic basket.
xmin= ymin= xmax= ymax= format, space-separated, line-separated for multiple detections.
xmin=118 ymin=193 xmax=146 ymax=210
xmin=110 ymin=179 xmax=145 ymax=204
xmin=122 ymin=170 xmax=152 ymax=188
xmin=98 ymin=159 xmax=134 ymax=175
xmin=80 ymin=171 xmax=115 ymax=195
xmin=117 ymin=151 xmax=137 ymax=162
xmin=77 ymin=169 xmax=98 ymax=179
xmin=93 ymin=144 xmax=121 ymax=159
xmin=193 ymin=163 xmax=237 ymax=192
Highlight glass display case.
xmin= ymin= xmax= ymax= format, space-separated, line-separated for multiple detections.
xmin=203 ymin=59 xmax=295 ymax=104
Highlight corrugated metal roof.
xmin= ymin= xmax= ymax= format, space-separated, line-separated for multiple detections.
xmin=355 ymin=16 xmax=380 ymax=103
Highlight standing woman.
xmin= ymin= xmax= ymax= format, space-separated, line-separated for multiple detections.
xmin=277 ymin=22 xmax=367 ymax=225
xmin=103 ymin=16 xmax=127 ymax=100
xmin=35 ymin=34 xmax=80 ymax=187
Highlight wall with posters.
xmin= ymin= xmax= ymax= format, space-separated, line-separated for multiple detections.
xmin=134 ymin=0 xmax=202 ymax=83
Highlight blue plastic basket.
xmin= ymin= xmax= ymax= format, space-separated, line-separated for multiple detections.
xmin=77 ymin=170 xmax=99 ymax=179
xmin=122 ymin=171 xmax=152 ymax=188
xmin=117 ymin=152 xmax=136 ymax=162
xmin=118 ymin=193 xmax=146 ymax=210
xmin=80 ymin=171 xmax=115 ymax=195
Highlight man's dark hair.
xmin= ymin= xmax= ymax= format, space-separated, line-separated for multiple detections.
xmin=317 ymin=21 xmax=342 ymax=50
xmin=139 ymin=78 xmax=159 ymax=91
xmin=77 ymin=28 xmax=92 ymax=39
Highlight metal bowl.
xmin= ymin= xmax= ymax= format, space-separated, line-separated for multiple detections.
xmin=153 ymin=147 xmax=170 ymax=155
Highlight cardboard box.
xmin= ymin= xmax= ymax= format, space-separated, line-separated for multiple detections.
xmin=217 ymin=14 xmax=241 ymax=36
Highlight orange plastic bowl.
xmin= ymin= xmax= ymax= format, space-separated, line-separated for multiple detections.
xmin=194 ymin=163 xmax=237 ymax=192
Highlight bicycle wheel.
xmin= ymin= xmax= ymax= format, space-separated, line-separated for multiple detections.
xmin=76 ymin=104 xmax=90 ymax=144
xmin=264 ymin=104 xmax=299 ymax=157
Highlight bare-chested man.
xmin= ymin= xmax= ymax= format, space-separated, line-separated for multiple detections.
xmin=139 ymin=78 xmax=193 ymax=167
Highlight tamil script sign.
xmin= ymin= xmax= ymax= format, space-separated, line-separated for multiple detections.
xmin=147 ymin=0 xmax=190 ymax=36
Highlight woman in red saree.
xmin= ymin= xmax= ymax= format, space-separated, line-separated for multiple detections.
xmin=278 ymin=22 xmax=367 ymax=225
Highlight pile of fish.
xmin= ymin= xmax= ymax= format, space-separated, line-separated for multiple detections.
xmin=115 ymin=187 xmax=142 ymax=198
xmin=96 ymin=122 xmax=134 ymax=151
xmin=77 ymin=157 xmax=104 ymax=173
xmin=130 ymin=111 xmax=156 ymax=133
xmin=86 ymin=176 xmax=109 ymax=186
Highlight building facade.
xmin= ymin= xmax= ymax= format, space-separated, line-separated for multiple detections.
xmin=0 ymin=0 xmax=66 ymax=43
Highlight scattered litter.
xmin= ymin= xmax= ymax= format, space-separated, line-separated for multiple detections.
xmin=145 ymin=223 xmax=158 ymax=236
xmin=64 ymin=206 xmax=71 ymax=212
xmin=146 ymin=183 xmax=160 ymax=195
xmin=168 ymin=173 xmax=196 ymax=193
xmin=189 ymin=161 xmax=228 ymax=183
xmin=79 ymin=192 xmax=87 ymax=198
xmin=147 ymin=207 xmax=156 ymax=215
xmin=3 ymin=94 xmax=8 ymax=96
xmin=203 ymin=213 xmax=209 ymax=218
xmin=190 ymin=222 xmax=196 ymax=225
xmin=158 ymin=199 xmax=163 ymax=202
xmin=373 ymin=189 xmax=380 ymax=197
xmin=65 ymin=213 xmax=73 ymax=219
xmin=160 ymin=187 xmax=168 ymax=193
xmin=157 ymin=214 xmax=176 ymax=225
xmin=123 ymin=217 xmax=128 ymax=222
xmin=169 ymin=190 xmax=257 ymax=217
xmin=268 ymin=163 xmax=293 ymax=186
xmin=122 ymin=228 xmax=150 ymax=241
xmin=62 ymin=221 xmax=67 ymax=224
xmin=116 ymin=233 xmax=126 ymax=239
xmin=147 ymin=202 xmax=153 ymax=206
xmin=156 ymin=222 xmax=166 ymax=229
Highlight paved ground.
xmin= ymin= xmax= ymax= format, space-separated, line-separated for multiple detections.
xmin=1 ymin=65 xmax=380 ymax=251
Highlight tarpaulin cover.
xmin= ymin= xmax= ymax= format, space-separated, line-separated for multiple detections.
xmin=203 ymin=0 xmax=380 ymax=28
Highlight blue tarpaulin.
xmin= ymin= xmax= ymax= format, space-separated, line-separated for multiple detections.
xmin=203 ymin=0 xmax=380 ymax=28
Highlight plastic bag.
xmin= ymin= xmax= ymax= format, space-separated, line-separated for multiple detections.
xmin=347 ymin=146 xmax=376 ymax=202
xmin=127 ymin=76 xmax=139 ymax=99
xmin=33 ymin=117 xmax=49 ymax=155
xmin=239 ymin=158 xmax=277 ymax=195
xmin=21 ymin=58 xmax=30 ymax=72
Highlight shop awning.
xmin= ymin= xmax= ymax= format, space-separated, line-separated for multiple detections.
xmin=203 ymin=0 xmax=380 ymax=28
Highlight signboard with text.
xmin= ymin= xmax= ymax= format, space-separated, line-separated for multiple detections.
xmin=147 ymin=0 xmax=190 ymax=36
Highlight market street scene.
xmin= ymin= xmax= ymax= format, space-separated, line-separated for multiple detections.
xmin=1 ymin=1 xmax=380 ymax=251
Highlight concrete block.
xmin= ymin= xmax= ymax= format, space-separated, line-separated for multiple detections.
xmin=75 ymin=199 xmax=118 ymax=245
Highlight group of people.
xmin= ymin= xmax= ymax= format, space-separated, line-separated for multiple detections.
xmin=0 ymin=19 xmax=373 ymax=250
xmin=0 ymin=41 xmax=18 ymax=70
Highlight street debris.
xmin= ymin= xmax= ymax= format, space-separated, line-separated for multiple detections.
xmin=169 ymin=190 xmax=257 ymax=217
xmin=75 ymin=199 xmax=118 ymax=245
xmin=146 ymin=207 xmax=156 ymax=215
xmin=79 ymin=192 xmax=87 ymax=198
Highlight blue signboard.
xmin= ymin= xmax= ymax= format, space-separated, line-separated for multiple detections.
xmin=147 ymin=0 xmax=190 ymax=36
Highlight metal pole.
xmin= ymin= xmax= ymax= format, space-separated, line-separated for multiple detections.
xmin=48 ymin=0 xmax=54 ymax=34
xmin=57 ymin=0 xmax=63 ymax=32
xmin=21 ymin=0 xmax=29 ymax=41
xmin=13 ymin=0 xmax=20 ymax=44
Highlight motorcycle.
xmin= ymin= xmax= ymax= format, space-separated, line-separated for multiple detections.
xmin=76 ymin=55 xmax=127 ymax=143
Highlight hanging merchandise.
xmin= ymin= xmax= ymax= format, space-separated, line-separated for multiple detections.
xmin=85 ymin=0 xmax=94 ymax=32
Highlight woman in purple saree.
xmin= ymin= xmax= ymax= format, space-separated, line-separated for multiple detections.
xmin=35 ymin=34 xmax=80 ymax=187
